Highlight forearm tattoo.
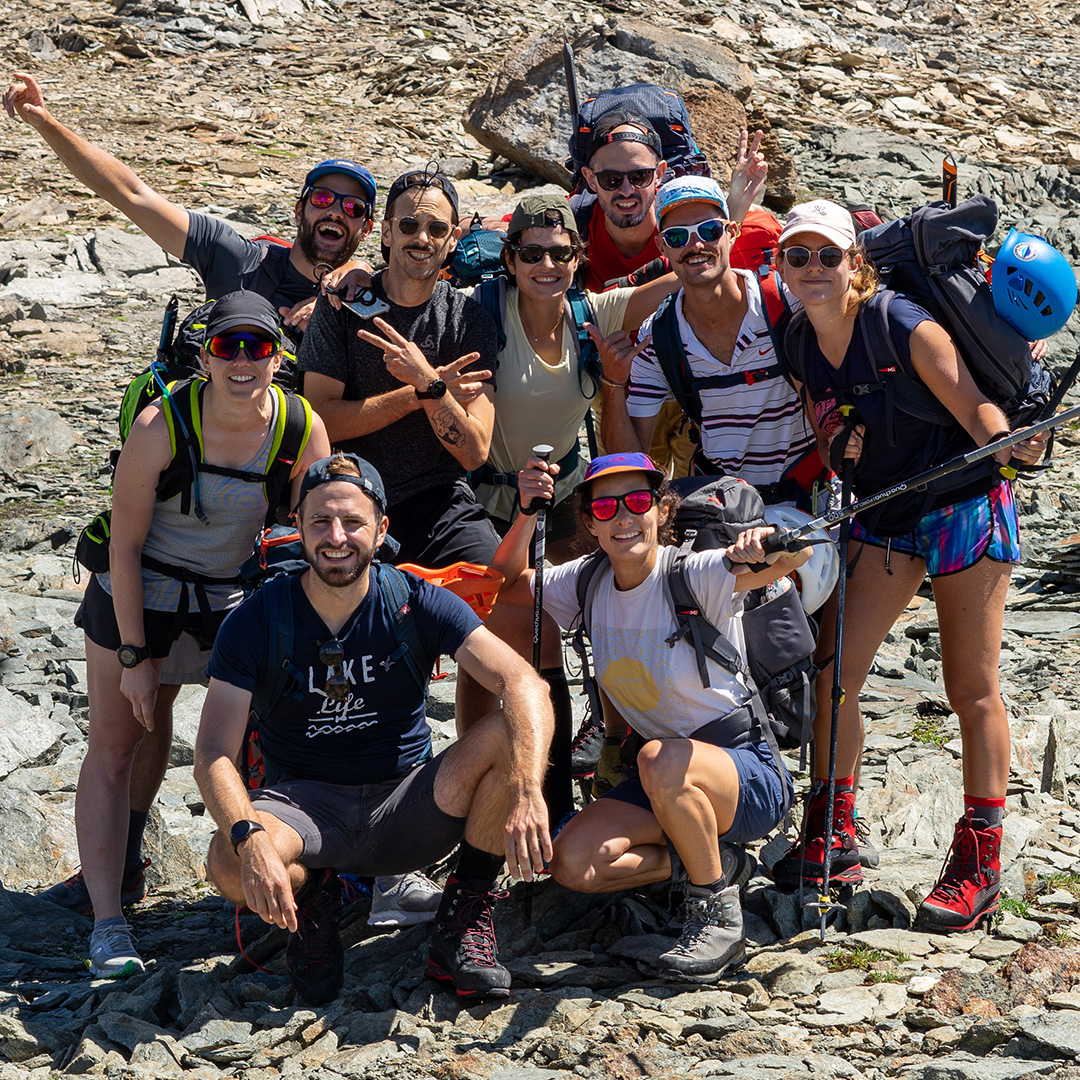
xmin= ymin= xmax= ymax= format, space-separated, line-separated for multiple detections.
xmin=431 ymin=406 xmax=467 ymax=448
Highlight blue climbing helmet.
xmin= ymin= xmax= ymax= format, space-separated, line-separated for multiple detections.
xmin=991 ymin=228 xmax=1077 ymax=340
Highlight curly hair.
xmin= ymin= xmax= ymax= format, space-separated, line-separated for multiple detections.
xmin=575 ymin=477 xmax=681 ymax=547
xmin=849 ymin=248 xmax=881 ymax=304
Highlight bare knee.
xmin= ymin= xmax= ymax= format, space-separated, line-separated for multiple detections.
xmin=946 ymin=684 xmax=1003 ymax=729
xmin=549 ymin=836 xmax=616 ymax=893
xmin=206 ymin=832 xmax=244 ymax=902
xmin=636 ymin=741 xmax=689 ymax=803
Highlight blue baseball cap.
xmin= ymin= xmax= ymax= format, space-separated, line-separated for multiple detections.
xmin=302 ymin=159 xmax=377 ymax=206
xmin=576 ymin=452 xmax=665 ymax=493
xmin=656 ymin=176 xmax=729 ymax=221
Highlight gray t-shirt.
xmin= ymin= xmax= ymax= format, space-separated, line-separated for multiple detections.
xmin=183 ymin=211 xmax=315 ymax=314
xmin=297 ymin=274 xmax=498 ymax=507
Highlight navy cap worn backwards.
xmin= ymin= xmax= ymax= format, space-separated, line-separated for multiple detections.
xmin=303 ymin=159 xmax=377 ymax=206
xmin=296 ymin=454 xmax=386 ymax=516
xmin=385 ymin=166 xmax=461 ymax=221
xmin=203 ymin=290 xmax=283 ymax=344
xmin=585 ymin=110 xmax=663 ymax=166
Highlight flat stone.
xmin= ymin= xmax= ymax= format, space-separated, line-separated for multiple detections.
xmin=745 ymin=952 xmax=827 ymax=997
xmin=847 ymin=928 xmax=938 ymax=957
xmin=1018 ymin=1012 xmax=1080 ymax=1058
xmin=896 ymin=1051 xmax=1062 ymax=1078
xmin=969 ymin=937 xmax=1022 ymax=961
xmin=1048 ymin=993 xmax=1080 ymax=1011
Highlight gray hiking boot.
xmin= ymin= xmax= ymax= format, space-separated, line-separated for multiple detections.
xmin=368 ymin=871 xmax=442 ymax=927
xmin=658 ymin=885 xmax=745 ymax=981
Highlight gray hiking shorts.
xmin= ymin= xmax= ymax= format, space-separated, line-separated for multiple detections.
xmin=249 ymin=752 xmax=466 ymax=875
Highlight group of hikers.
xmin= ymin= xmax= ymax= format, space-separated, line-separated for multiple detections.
xmin=5 ymin=62 xmax=1075 ymax=1007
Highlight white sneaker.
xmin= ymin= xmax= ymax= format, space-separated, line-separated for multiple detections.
xmin=88 ymin=920 xmax=145 ymax=979
xmin=368 ymin=871 xmax=442 ymax=927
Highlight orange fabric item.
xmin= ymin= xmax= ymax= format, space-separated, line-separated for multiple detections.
xmin=396 ymin=562 xmax=505 ymax=620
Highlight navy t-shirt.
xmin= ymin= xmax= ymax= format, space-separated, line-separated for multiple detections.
xmin=207 ymin=568 xmax=481 ymax=785
xmin=183 ymin=212 xmax=316 ymax=315
xmin=798 ymin=296 xmax=985 ymax=535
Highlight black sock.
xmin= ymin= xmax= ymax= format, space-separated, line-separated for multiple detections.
xmin=454 ymin=842 xmax=505 ymax=893
xmin=688 ymin=879 xmax=725 ymax=896
xmin=124 ymin=810 xmax=149 ymax=879
xmin=540 ymin=666 xmax=574 ymax=830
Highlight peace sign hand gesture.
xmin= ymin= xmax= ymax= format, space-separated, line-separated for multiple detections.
xmin=356 ymin=317 xmax=438 ymax=389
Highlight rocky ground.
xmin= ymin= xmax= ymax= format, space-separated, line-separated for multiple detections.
xmin=3 ymin=0 xmax=1080 ymax=1075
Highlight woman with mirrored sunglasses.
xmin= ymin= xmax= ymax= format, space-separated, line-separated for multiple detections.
xmin=773 ymin=200 xmax=1047 ymax=929
xmin=490 ymin=450 xmax=809 ymax=980
xmin=68 ymin=290 xmax=330 ymax=976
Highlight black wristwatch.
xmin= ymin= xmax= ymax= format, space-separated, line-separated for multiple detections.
xmin=415 ymin=378 xmax=447 ymax=400
xmin=116 ymin=643 xmax=152 ymax=669
xmin=230 ymin=819 xmax=266 ymax=855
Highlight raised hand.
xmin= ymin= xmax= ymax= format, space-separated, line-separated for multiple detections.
xmin=356 ymin=316 xmax=438 ymax=389
xmin=438 ymin=352 xmax=491 ymax=403
xmin=4 ymin=71 xmax=49 ymax=128
xmin=585 ymin=323 xmax=652 ymax=388
xmin=727 ymin=129 xmax=768 ymax=224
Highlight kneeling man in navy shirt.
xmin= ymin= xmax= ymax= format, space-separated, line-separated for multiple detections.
xmin=194 ymin=453 xmax=553 ymax=1004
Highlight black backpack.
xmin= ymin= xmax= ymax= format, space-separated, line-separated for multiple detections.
xmin=565 ymin=83 xmax=710 ymax=195
xmin=570 ymin=476 xmax=822 ymax=775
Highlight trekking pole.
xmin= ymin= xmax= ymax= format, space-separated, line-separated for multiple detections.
xmin=805 ymin=456 xmax=853 ymax=940
xmin=531 ymin=444 xmax=554 ymax=670
xmin=942 ymin=152 xmax=958 ymax=209
xmin=745 ymin=400 xmax=1080 ymax=563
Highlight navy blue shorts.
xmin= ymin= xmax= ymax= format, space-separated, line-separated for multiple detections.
xmin=602 ymin=737 xmax=792 ymax=845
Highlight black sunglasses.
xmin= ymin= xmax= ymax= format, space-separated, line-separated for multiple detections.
xmin=394 ymin=216 xmax=453 ymax=240
xmin=588 ymin=488 xmax=658 ymax=521
xmin=511 ymin=244 xmax=576 ymax=265
xmin=781 ymin=245 xmax=847 ymax=269
xmin=592 ymin=168 xmax=657 ymax=192
xmin=319 ymin=639 xmax=350 ymax=702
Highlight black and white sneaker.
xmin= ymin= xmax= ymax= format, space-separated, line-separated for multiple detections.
xmin=425 ymin=875 xmax=511 ymax=1000
xmin=285 ymin=869 xmax=343 ymax=1006
xmin=658 ymin=885 xmax=746 ymax=982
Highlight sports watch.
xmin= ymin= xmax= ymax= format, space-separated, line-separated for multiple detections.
xmin=230 ymin=819 xmax=266 ymax=854
xmin=415 ymin=378 xmax=447 ymax=400
xmin=116 ymin=643 xmax=151 ymax=669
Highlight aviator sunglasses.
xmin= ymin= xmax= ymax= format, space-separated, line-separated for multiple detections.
xmin=781 ymin=245 xmax=848 ymax=269
xmin=305 ymin=186 xmax=371 ymax=219
xmin=394 ymin=216 xmax=453 ymax=240
xmin=319 ymin=638 xmax=350 ymax=702
xmin=592 ymin=168 xmax=657 ymax=191
xmin=588 ymin=488 xmax=659 ymax=521
xmin=659 ymin=218 xmax=730 ymax=249
xmin=205 ymin=333 xmax=279 ymax=362
xmin=511 ymin=244 xmax=576 ymax=265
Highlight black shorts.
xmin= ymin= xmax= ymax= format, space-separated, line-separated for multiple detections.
xmin=75 ymin=574 xmax=227 ymax=657
xmin=249 ymin=751 xmax=467 ymax=875
xmin=388 ymin=479 xmax=500 ymax=568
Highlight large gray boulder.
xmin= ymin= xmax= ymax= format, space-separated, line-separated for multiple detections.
xmin=464 ymin=20 xmax=756 ymax=190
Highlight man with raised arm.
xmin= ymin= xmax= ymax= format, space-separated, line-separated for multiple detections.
xmin=4 ymin=71 xmax=374 ymax=333
xmin=195 ymin=454 xmax=553 ymax=1005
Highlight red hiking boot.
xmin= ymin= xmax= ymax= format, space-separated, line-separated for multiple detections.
xmin=772 ymin=780 xmax=863 ymax=891
xmin=917 ymin=810 xmax=1001 ymax=932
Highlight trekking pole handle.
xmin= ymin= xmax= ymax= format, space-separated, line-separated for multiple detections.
xmin=721 ymin=526 xmax=798 ymax=574
xmin=529 ymin=444 xmax=554 ymax=511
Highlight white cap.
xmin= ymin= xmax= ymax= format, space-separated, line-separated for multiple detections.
xmin=779 ymin=199 xmax=856 ymax=250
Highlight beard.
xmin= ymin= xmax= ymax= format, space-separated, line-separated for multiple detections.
xmin=296 ymin=214 xmax=361 ymax=268
xmin=302 ymin=537 xmax=376 ymax=588
xmin=601 ymin=187 xmax=656 ymax=230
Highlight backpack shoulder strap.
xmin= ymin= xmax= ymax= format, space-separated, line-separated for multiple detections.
xmin=260 ymin=387 xmax=313 ymax=525
xmin=754 ymin=268 xmax=793 ymax=378
xmin=565 ymin=287 xmax=601 ymax=398
xmin=568 ymin=549 xmax=611 ymax=728
xmin=249 ymin=239 xmax=292 ymax=303
xmin=663 ymin=536 xmax=749 ymax=689
xmin=156 ymin=378 xmax=206 ymax=518
xmin=474 ymin=277 xmax=508 ymax=353
xmin=373 ymin=562 xmax=429 ymax=693
xmin=250 ymin=574 xmax=300 ymax=723
xmin=651 ymin=294 xmax=701 ymax=425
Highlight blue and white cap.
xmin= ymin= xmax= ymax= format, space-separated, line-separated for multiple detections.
xmin=655 ymin=176 xmax=729 ymax=221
